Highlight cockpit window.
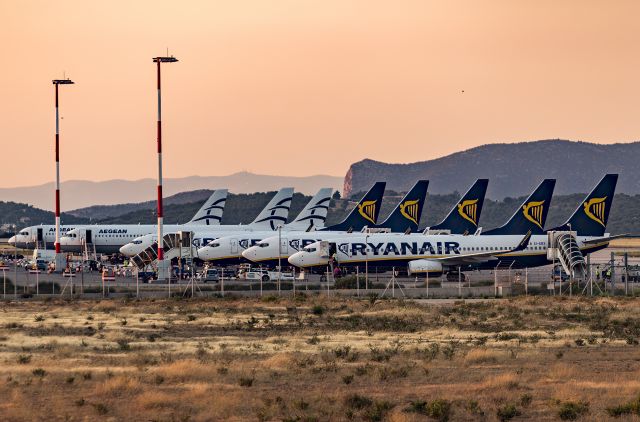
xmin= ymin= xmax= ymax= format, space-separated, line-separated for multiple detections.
xmin=19 ymin=232 xmax=28 ymax=236
xmin=133 ymin=240 xmax=143 ymax=245
xmin=259 ymin=243 xmax=269 ymax=248
xmin=209 ymin=243 xmax=220 ymax=248
xmin=306 ymin=247 xmax=317 ymax=253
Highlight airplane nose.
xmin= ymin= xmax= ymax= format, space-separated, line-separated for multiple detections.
xmin=241 ymin=247 xmax=256 ymax=261
xmin=288 ymin=251 xmax=305 ymax=267
xmin=8 ymin=236 xmax=16 ymax=246
xmin=196 ymin=247 xmax=211 ymax=260
xmin=119 ymin=244 xmax=133 ymax=256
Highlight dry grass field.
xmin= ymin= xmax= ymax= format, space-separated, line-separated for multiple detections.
xmin=0 ymin=295 xmax=639 ymax=421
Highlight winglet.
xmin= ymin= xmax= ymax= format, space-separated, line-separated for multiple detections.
xmin=513 ymin=230 xmax=532 ymax=252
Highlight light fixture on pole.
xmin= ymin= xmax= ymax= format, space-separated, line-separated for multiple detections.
xmin=152 ymin=56 xmax=178 ymax=284
xmin=52 ymin=78 xmax=74 ymax=273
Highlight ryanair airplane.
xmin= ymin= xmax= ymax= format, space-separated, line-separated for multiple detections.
xmin=242 ymin=180 xmax=490 ymax=266
xmin=204 ymin=180 xmax=429 ymax=265
xmin=60 ymin=188 xmax=291 ymax=254
xmin=288 ymin=175 xmax=619 ymax=274
xmin=9 ymin=189 xmax=228 ymax=251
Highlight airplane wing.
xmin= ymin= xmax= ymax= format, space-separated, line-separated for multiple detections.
xmin=582 ymin=234 xmax=626 ymax=245
xmin=428 ymin=230 xmax=532 ymax=266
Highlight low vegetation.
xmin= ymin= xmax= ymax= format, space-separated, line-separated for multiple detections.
xmin=0 ymin=295 xmax=637 ymax=420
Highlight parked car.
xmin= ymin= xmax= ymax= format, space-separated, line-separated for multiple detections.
xmin=201 ymin=269 xmax=220 ymax=283
xmin=552 ymin=266 xmax=569 ymax=282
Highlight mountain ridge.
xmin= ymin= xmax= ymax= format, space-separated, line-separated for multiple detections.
xmin=344 ymin=139 xmax=640 ymax=198
xmin=0 ymin=173 xmax=342 ymax=211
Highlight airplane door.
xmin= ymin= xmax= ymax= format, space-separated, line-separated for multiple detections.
xmin=230 ymin=239 xmax=238 ymax=254
xmin=329 ymin=243 xmax=337 ymax=256
xmin=86 ymin=230 xmax=93 ymax=243
xmin=37 ymin=228 xmax=43 ymax=242
xmin=280 ymin=238 xmax=288 ymax=255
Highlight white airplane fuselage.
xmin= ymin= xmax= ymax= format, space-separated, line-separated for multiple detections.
xmin=9 ymin=225 xmax=84 ymax=250
xmin=60 ymin=223 xmax=219 ymax=254
xmin=119 ymin=225 xmax=279 ymax=257
xmin=286 ymin=232 xmax=610 ymax=271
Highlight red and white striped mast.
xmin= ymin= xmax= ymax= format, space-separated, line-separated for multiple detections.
xmin=52 ymin=78 xmax=74 ymax=270
xmin=152 ymin=56 xmax=178 ymax=279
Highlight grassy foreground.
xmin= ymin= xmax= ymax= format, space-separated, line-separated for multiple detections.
xmin=0 ymin=295 xmax=639 ymax=421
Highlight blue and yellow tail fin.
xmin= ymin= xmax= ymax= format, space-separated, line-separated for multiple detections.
xmin=431 ymin=179 xmax=488 ymax=234
xmin=550 ymin=174 xmax=618 ymax=236
xmin=323 ymin=182 xmax=386 ymax=232
xmin=375 ymin=180 xmax=428 ymax=233
xmin=484 ymin=179 xmax=555 ymax=235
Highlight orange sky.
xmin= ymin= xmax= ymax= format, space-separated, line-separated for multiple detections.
xmin=1 ymin=0 xmax=639 ymax=188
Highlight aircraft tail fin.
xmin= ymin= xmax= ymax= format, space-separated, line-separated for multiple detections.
xmin=249 ymin=188 xmax=294 ymax=230
xmin=550 ymin=174 xmax=618 ymax=237
xmin=186 ymin=189 xmax=228 ymax=225
xmin=430 ymin=179 xmax=488 ymax=234
xmin=285 ymin=188 xmax=333 ymax=231
xmin=376 ymin=180 xmax=428 ymax=233
xmin=323 ymin=182 xmax=386 ymax=232
xmin=484 ymin=179 xmax=556 ymax=235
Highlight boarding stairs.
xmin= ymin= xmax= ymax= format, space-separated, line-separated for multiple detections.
xmin=83 ymin=242 xmax=96 ymax=261
xmin=547 ymin=231 xmax=587 ymax=280
xmin=130 ymin=232 xmax=191 ymax=270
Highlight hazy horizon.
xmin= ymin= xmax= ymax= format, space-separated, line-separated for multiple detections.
xmin=2 ymin=1 xmax=639 ymax=188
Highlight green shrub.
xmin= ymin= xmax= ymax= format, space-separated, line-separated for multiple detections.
xmin=404 ymin=399 xmax=451 ymax=421
xmin=364 ymin=400 xmax=393 ymax=422
xmin=345 ymin=394 xmax=373 ymax=410
xmin=239 ymin=376 xmax=254 ymax=387
xmin=520 ymin=394 xmax=532 ymax=407
xmin=497 ymin=404 xmax=521 ymax=421
xmin=558 ymin=400 xmax=589 ymax=420
xmin=93 ymin=403 xmax=108 ymax=415
xmin=116 ymin=339 xmax=130 ymax=351
xmin=17 ymin=354 xmax=31 ymax=364
xmin=606 ymin=395 xmax=640 ymax=417
xmin=334 ymin=276 xmax=361 ymax=289
xmin=32 ymin=368 xmax=46 ymax=377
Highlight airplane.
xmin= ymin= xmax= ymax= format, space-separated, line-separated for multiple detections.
xmin=239 ymin=180 xmax=430 ymax=266
xmin=122 ymin=182 xmax=388 ymax=260
xmin=191 ymin=188 xmax=334 ymax=265
xmin=287 ymin=175 xmax=618 ymax=276
xmin=426 ymin=179 xmax=489 ymax=235
xmin=201 ymin=180 xmax=428 ymax=265
xmin=59 ymin=188 xmax=292 ymax=255
xmin=9 ymin=189 xmax=228 ymax=251
xmin=116 ymin=188 xmax=296 ymax=256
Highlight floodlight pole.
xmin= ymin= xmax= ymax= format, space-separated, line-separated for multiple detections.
xmin=152 ymin=56 xmax=178 ymax=284
xmin=52 ymin=78 xmax=74 ymax=272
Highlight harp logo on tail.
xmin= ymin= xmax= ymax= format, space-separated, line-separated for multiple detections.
xmin=357 ymin=200 xmax=377 ymax=224
xmin=457 ymin=199 xmax=479 ymax=226
xmin=583 ymin=197 xmax=607 ymax=227
xmin=522 ymin=200 xmax=545 ymax=229
xmin=399 ymin=200 xmax=420 ymax=225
